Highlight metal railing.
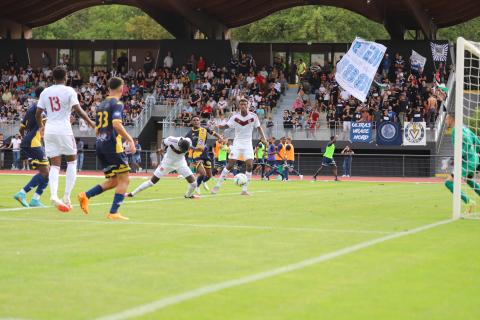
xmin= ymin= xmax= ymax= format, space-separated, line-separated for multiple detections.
xmin=162 ymin=119 xmax=438 ymax=142
xmin=435 ymin=70 xmax=456 ymax=151
xmin=0 ymin=150 xmax=450 ymax=178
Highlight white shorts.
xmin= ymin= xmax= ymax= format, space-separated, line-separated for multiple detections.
xmin=154 ymin=157 xmax=193 ymax=179
xmin=229 ymin=145 xmax=254 ymax=161
xmin=44 ymin=134 xmax=77 ymax=158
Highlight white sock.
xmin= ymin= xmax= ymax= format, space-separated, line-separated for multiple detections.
xmin=132 ymin=180 xmax=155 ymax=196
xmin=186 ymin=182 xmax=197 ymax=197
xmin=64 ymin=161 xmax=77 ymax=203
xmin=32 ymin=193 xmax=41 ymax=201
xmin=49 ymin=165 xmax=60 ymax=200
xmin=243 ymin=171 xmax=252 ymax=192
xmin=20 ymin=188 xmax=26 ymax=194
xmin=216 ymin=168 xmax=230 ymax=187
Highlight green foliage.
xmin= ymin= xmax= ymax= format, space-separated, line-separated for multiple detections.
xmin=32 ymin=4 xmax=480 ymax=42
xmin=125 ymin=15 xmax=173 ymax=40
xmin=438 ymin=17 xmax=480 ymax=42
xmin=32 ymin=5 xmax=172 ymax=40
xmin=230 ymin=6 xmax=389 ymax=42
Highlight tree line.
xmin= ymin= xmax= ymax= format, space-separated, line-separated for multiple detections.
xmin=32 ymin=5 xmax=480 ymax=42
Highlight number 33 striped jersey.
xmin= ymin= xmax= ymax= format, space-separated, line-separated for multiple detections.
xmin=95 ymin=97 xmax=125 ymax=154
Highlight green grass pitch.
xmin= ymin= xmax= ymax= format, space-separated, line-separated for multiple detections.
xmin=0 ymin=174 xmax=479 ymax=320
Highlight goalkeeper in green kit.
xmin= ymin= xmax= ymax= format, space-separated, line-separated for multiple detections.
xmin=444 ymin=113 xmax=480 ymax=211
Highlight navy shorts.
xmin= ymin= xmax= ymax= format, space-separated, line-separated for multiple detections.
xmin=194 ymin=149 xmax=212 ymax=169
xmin=267 ymin=160 xmax=276 ymax=167
xmin=322 ymin=157 xmax=336 ymax=166
xmin=96 ymin=148 xmax=130 ymax=178
xmin=21 ymin=147 xmax=48 ymax=169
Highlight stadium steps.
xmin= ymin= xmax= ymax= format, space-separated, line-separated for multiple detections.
xmin=272 ymin=87 xmax=299 ymax=122
xmin=271 ymin=88 xmax=328 ymax=129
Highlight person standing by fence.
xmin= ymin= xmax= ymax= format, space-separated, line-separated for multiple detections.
xmin=0 ymin=133 xmax=5 ymax=169
xmin=76 ymin=139 xmax=84 ymax=172
xmin=9 ymin=134 xmax=22 ymax=170
xmin=341 ymin=145 xmax=354 ymax=177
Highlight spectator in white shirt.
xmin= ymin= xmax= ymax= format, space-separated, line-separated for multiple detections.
xmin=260 ymin=66 xmax=269 ymax=79
xmin=8 ymin=134 xmax=22 ymax=170
xmin=246 ymin=73 xmax=255 ymax=85
xmin=204 ymin=67 xmax=214 ymax=80
xmin=340 ymin=90 xmax=350 ymax=101
xmin=217 ymin=96 xmax=228 ymax=116
xmin=274 ymin=80 xmax=281 ymax=93
xmin=163 ymin=52 xmax=173 ymax=69
xmin=201 ymin=80 xmax=211 ymax=91
xmin=145 ymin=91 xmax=156 ymax=109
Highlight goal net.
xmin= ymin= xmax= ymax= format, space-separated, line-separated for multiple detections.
xmin=453 ymin=37 xmax=480 ymax=219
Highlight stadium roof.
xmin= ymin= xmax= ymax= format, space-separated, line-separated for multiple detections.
xmin=1 ymin=0 xmax=479 ymax=39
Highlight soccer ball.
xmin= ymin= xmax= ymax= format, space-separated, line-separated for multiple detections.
xmin=234 ymin=173 xmax=248 ymax=186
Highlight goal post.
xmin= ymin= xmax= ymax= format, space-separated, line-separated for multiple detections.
xmin=453 ymin=37 xmax=480 ymax=219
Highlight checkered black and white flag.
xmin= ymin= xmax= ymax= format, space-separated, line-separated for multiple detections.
xmin=430 ymin=43 xmax=448 ymax=62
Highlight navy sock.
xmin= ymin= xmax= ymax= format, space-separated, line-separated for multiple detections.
xmin=110 ymin=193 xmax=125 ymax=214
xmin=203 ymin=176 xmax=210 ymax=183
xmin=283 ymin=167 xmax=289 ymax=180
xmin=86 ymin=184 xmax=104 ymax=199
xmin=196 ymin=175 xmax=203 ymax=186
xmin=35 ymin=175 xmax=49 ymax=196
xmin=23 ymin=173 xmax=43 ymax=193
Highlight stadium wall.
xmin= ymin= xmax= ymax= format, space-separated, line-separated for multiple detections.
xmin=0 ymin=40 xmax=232 ymax=71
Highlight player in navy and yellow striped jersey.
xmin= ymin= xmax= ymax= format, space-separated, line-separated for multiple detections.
xmin=185 ymin=116 xmax=222 ymax=193
xmin=13 ymin=87 xmax=50 ymax=208
xmin=77 ymin=77 xmax=136 ymax=220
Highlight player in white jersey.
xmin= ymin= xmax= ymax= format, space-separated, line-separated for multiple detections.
xmin=36 ymin=67 xmax=95 ymax=212
xmin=126 ymin=136 xmax=200 ymax=199
xmin=212 ymin=98 xmax=267 ymax=195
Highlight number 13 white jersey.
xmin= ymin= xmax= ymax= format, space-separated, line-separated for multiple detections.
xmin=37 ymin=84 xmax=80 ymax=135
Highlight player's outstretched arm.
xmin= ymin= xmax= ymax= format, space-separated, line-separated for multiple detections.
xmin=73 ymin=105 xmax=95 ymax=129
xmin=211 ymin=130 xmax=223 ymax=140
xmin=257 ymin=126 xmax=267 ymax=144
xmin=113 ymin=121 xmax=136 ymax=155
xmin=19 ymin=115 xmax=26 ymax=137
xmin=34 ymin=108 xmax=45 ymax=136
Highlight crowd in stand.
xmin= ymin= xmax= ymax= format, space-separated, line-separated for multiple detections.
xmin=1 ymin=48 xmax=450 ymax=140
xmin=287 ymin=51 xmax=450 ymax=137
xmin=175 ymin=53 xmax=288 ymax=129
xmin=0 ymin=64 xmax=145 ymax=126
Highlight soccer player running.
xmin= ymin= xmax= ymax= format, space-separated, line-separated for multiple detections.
xmin=212 ymin=98 xmax=267 ymax=195
xmin=36 ymin=67 xmax=95 ymax=212
xmin=444 ymin=113 xmax=480 ymax=212
xmin=78 ymin=77 xmax=136 ymax=220
xmin=185 ymin=116 xmax=223 ymax=193
xmin=312 ymin=136 xmax=339 ymax=181
xmin=126 ymin=136 xmax=199 ymax=199
xmin=13 ymin=87 xmax=50 ymax=207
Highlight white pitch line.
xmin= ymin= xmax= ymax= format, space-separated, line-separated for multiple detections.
xmin=94 ymin=219 xmax=454 ymax=320
xmin=0 ymin=216 xmax=392 ymax=235
xmin=0 ymin=191 xmax=270 ymax=213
